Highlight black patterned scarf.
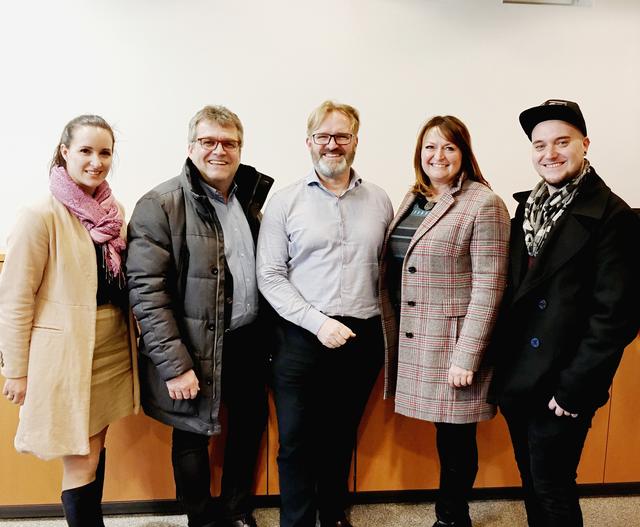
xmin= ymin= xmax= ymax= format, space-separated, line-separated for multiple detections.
xmin=523 ymin=161 xmax=590 ymax=257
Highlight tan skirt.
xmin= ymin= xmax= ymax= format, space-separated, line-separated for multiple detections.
xmin=89 ymin=304 xmax=135 ymax=436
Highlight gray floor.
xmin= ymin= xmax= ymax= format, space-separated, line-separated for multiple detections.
xmin=1 ymin=496 xmax=639 ymax=526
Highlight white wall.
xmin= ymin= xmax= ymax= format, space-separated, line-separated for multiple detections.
xmin=1 ymin=0 xmax=639 ymax=249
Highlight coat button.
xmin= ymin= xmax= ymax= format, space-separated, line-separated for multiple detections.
xmin=407 ymin=266 xmax=417 ymax=273
xmin=405 ymin=332 xmax=414 ymax=338
xmin=208 ymin=323 xmax=215 ymax=331
xmin=538 ymin=299 xmax=547 ymax=310
xmin=530 ymin=337 xmax=540 ymax=348
xmin=210 ymin=267 xmax=218 ymax=275
xmin=407 ymin=301 xmax=416 ymax=307
xmin=226 ymin=297 xmax=233 ymax=305
xmin=206 ymin=379 xmax=212 ymax=386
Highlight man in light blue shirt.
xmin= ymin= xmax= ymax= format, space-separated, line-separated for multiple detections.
xmin=257 ymin=100 xmax=393 ymax=527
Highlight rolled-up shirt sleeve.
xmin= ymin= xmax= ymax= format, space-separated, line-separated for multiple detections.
xmin=257 ymin=192 xmax=328 ymax=335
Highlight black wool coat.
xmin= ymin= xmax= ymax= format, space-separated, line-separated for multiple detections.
xmin=126 ymin=160 xmax=273 ymax=435
xmin=489 ymin=169 xmax=640 ymax=415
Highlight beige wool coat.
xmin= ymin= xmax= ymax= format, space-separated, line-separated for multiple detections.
xmin=0 ymin=196 xmax=139 ymax=460
xmin=379 ymin=179 xmax=510 ymax=424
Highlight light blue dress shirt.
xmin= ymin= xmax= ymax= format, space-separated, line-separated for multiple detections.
xmin=256 ymin=170 xmax=393 ymax=335
xmin=201 ymin=181 xmax=258 ymax=330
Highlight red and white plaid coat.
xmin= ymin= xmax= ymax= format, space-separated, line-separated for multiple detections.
xmin=379 ymin=179 xmax=510 ymax=423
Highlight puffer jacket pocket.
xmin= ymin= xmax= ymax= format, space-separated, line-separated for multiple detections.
xmin=139 ymin=354 xmax=199 ymax=416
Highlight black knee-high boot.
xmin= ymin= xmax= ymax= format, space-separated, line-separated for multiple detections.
xmin=95 ymin=449 xmax=106 ymax=527
xmin=61 ymin=449 xmax=106 ymax=527
xmin=61 ymin=480 xmax=101 ymax=527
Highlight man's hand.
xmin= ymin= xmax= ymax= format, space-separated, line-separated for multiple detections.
xmin=447 ymin=365 xmax=474 ymax=388
xmin=3 ymin=377 xmax=27 ymax=405
xmin=548 ymin=396 xmax=578 ymax=418
xmin=317 ymin=318 xmax=356 ymax=349
xmin=166 ymin=369 xmax=200 ymax=400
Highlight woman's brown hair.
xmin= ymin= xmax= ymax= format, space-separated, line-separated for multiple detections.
xmin=50 ymin=115 xmax=115 ymax=171
xmin=412 ymin=115 xmax=489 ymax=197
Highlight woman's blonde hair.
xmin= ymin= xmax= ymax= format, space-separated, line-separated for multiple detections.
xmin=306 ymin=100 xmax=360 ymax=136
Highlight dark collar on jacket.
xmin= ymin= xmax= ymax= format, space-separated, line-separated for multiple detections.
xmin=180 ymin=159 xmax=274 ymax=216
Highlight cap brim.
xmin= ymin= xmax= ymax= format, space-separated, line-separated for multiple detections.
xmin=519 ymin=105 xmax=584 ymax=139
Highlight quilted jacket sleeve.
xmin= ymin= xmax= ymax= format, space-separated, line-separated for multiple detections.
xmin=126 ymin=195 xmax=194 ymax=381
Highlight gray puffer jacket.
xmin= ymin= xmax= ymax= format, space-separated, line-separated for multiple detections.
xmin=126 ymin=159 xmax=273 ymax=435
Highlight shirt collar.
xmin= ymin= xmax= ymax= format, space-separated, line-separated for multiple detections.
xmin=200 ymin=179 xmax=238 ymax=204
xmin=304 ymin=169 xmax=363 ymax=191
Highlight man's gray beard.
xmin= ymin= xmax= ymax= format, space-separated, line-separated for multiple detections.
xmin=315 ymin=156 xmax=349 ymax=180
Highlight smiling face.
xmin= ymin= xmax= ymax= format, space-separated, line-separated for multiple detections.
xmin=60 ymin=126 xmax=114 ymax=195
xmin=188 ymin=119 xmax=241 ymax=194
xmin=420 ymin=127 xmax=462 ymax=192
xmin=306 ymin=111 xmax=357 ymax=182
xmin=531 ymin=120 xmax=589 ymax=187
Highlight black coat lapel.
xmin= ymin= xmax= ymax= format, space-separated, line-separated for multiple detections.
xmin=511 ymin=170 xmax=611 ymax=304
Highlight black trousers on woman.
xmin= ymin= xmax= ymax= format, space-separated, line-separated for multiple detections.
xmin=272 ymin=316 xmax=384 ymax=527
xmin=171 ymin=323 xmax=268 ymax=527
xmin=434 ymin=422 xmax=478 ymax=526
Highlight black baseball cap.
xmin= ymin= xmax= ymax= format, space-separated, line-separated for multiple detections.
xmin=519 ymin=99 xmax=587 ymax=140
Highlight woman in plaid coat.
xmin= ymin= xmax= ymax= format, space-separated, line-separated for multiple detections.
xmin=379 ymin=115 xmax=510 ymax=527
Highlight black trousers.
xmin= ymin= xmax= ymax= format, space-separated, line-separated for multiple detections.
xmin=503 ymin=406 xmax=594 ymax=527
xmin=434 ymin=422 xmax=478 ymax=525
xmin=172 ymin=323 xmax=268 ymax=526
xmin=271 ymin=316 xmax=384 ymax=527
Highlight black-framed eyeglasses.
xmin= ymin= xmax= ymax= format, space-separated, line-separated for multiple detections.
xmin=311 ymin=133 xmax=353 ymax=146
xmin=196 ymin=137 xmax=240 ymax=152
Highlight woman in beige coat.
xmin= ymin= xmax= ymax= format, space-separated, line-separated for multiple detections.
xmin=379 ymin=116 xmax=510 ymax=527
xmin=0 ymin=115 xmax=138 ymax=526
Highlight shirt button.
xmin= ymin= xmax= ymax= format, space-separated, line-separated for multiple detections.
xmin=530 ymin=337 xmax=540 ymax=348
xmin=407 ymin=301 xmax=416 ymax=307
xmin=408 ymin=266 xmax=417 ymax=273
xmin=405 ymin=332 xmax=414 ymax=338
xmin=538 ymin=299 xmax=547 ymax=310
xmin=206 ymin=379 xmax=212 ymax=386
xmin=210 ymin=267 xmax=218 ymax=275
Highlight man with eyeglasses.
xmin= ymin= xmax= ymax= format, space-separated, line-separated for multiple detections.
xmin=127 ymin=105 xmax=274 ymax=527
xmin=488 ymin=99 xmax=639 ymax=526
xmin=257 ymin=100 xmax=393 ymax=527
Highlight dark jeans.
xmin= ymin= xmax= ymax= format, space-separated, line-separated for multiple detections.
xmin=503 ymin=406 xmax=594 ymax=527
xmin=434 ymin=422 xmax=478 ymax=526
xmin=272 ymin=316 xmax=384 ymax=527
xmin=172 ymin=323 xmax=268 ymax=526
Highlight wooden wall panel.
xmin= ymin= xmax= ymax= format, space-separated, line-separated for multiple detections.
xmin=354 ymin=373 xmax=612 ymax=491
xmin=0 ymin=390 xmax=268 ymax=505
xmin=604 ymin=336 xmax=640 ymax=482
xmin=1 ymin=252 xmax=639 ymax=509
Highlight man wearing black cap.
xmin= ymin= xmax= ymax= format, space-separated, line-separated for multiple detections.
xmin=489 ymin=99 xmax=640 ymax=526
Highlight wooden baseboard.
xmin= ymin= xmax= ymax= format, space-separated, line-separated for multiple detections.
xmin=2 ymin=483 xmax=639 ymax=519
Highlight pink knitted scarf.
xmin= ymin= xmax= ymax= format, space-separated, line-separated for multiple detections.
xmin=49 ymin=165 xmax=126 ymax=281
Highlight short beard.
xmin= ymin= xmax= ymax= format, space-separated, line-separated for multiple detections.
xmin=316 ymin=157 xmax=347 ymax=179
xmin=313 ymin=151 xmax=355 ymax=180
